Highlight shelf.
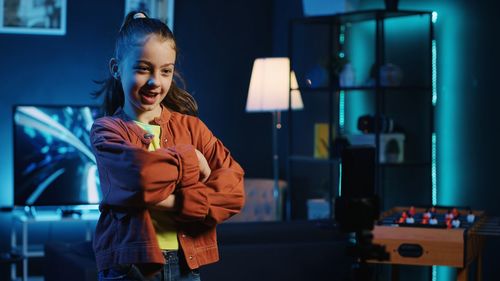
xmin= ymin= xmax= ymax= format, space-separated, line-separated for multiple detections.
xmin=300 ymin=87 xmax=333 ymax=93
xmin=288 ymin=155 xmax=340 ymax=164
xmin=380 ymin=161 xmax=431 ymax=167
xmin=300 ymin=85 xmax=432 ymax=93
xmin=288 ymin=156 xmax=429 ymax=167
xmin=340 ymin=85 xmax=432 ymax=92
xmin=292 ymin=9 xmax=433 ymax=25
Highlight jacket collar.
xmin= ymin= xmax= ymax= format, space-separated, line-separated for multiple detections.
xmin=112 ymin=105 xmax=172 ymax=145
xmin=112 ymin=104 xmax=172 ymax=124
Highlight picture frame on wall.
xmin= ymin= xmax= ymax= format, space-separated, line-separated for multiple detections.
xmin=125 ymin=0 xmax=174 ymax=31
xmin=0 ymin=0 xmax=66 ymax=35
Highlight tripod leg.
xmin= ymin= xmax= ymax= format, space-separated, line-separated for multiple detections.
xmin=391 ymin=265 xmax=400 ymax=281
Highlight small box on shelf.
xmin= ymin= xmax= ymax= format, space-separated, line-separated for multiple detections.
xmin=314 ymin=123 xmax=336 ymax=159
xmin=346 ymin=133 xmax=405 ymax=163
xmin=307 ymin=198 xmax=331 ymax=220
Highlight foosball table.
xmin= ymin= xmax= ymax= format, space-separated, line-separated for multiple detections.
xmin=368 ymin=206 xmax=493 ymax=281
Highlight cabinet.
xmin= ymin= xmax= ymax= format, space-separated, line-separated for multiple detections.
xmin=286 ymin=10 xmax=435 ymax=220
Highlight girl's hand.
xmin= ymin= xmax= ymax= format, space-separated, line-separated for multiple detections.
xmin=195 ymin=149 xmax=211 ymax=182
xmin=152 ymin=194 xmax=176 ymax=210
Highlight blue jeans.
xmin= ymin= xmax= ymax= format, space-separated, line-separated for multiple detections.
xmin=98 ymin=251 xmax=201 ymax=281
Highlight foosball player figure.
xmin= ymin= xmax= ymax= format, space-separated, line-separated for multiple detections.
xmin=398 ymin=211 xmax=408 ymax=224
xmin=429 ymin=215 xmax=438 ymax=225
xmin=409 ymin=206 xmax=416 ymax=217
xmin=421 ymin=216 xmax=429 ymax=225
xmin=445 ymin=209 xmax=454 ymax=220
xmin=446 ymin=218 xmax=453 ymax=229
xmin=451 ymin=215 xmax=461 ymax=228
xmin=423 ymin=208 xmax=432 ymax=220
xmin=467 ymin=209 xmax=475 ymax=224
xmin=452 ymin=207 xmax=459 ymax=218
xmin=445 ymin=210 xmax=454 ymax=229
xmin=405 ymin=214 xmax=415 ymax=224
xmin=430 ymin=206 xmax=437 ymax=215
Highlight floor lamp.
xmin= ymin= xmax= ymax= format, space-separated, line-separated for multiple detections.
xmin=245 ymin=57 xmax=303 ymax=220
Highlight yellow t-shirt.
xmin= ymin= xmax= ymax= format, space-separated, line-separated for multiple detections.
xmin=134 ymin=121 xmax=178 ymax=250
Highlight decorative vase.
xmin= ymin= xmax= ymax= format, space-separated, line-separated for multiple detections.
xmin=339 ymin=63 xmax=356 ymax=87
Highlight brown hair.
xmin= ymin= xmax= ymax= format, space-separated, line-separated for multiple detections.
xmin=92 ymin=11 xmax=198 ymax=116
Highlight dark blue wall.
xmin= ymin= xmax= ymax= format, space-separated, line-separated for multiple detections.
xmin=174 ymin=0 xmax=275 ymax=179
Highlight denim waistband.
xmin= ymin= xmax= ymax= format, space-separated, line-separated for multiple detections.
xmin=162 ymin=250 xmax=179 ymax=263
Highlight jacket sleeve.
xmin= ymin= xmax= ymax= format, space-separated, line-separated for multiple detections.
xmin=175 ymin=119 xmax=245 ymax=226
xmin=91 ymin=118 xmax=200 ymax=207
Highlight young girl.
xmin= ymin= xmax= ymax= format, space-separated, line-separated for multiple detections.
xmin=91 ymin=11 xmax=245 ymax=281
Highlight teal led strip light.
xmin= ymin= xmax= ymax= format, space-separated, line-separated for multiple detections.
xmin=432 ymin=39 xmax=437 ymax=106
xmin=431 ymin=11 xmax=438 ymax=281
xmin=338 ymin=163 xmax=343 ymax=197
xmin=338 ymin=25 xmax=346 ymax=197
xmin=431 ymin=14 xmax=438 ymax=205
xmin=339 ymin=25 xmax=346 ymax=133
xmin=339 ymin=90 xmax=345 ymax=132
xmin=432 ymin=133 xmax=437 ymax=205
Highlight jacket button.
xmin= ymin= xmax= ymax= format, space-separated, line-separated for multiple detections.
xmin=164 ymin=139 xmax=168 ymax=143
xmin=189 ymin=256 xmax=193 ymax=260
xmin=181 ymin=234 xmax=186 ymax=238
xmin=144 ymin=133 xmax=154 ymax=139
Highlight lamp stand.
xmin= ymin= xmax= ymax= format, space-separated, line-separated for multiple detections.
xmin=272 ymin=111 xmax=281 ymax=220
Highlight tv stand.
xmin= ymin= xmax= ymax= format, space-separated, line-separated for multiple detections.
xmin=10 ymin=208 xmax=99 ymax=281
xmin=22 ymin=206 xmax=36 ymax=218
xmin=59 ymin=208 xmax=82 ymax=218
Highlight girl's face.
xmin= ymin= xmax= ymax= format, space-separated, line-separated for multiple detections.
xmin=117 ymin=35 xmax=176 ymax=122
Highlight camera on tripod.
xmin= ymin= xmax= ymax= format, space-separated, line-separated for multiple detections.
xmin=334 ymin=146 xmax=390 ymax=280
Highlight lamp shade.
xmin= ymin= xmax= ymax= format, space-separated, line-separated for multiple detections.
xmin=246 ymin=57 xmax=303 ymax=112
xmin=290 ymin=70 xmax=304 ymax=110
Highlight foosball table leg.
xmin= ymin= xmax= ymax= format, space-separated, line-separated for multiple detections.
xmin=456 ymin=266 xmax=469 ymax=281
xmin=476 ymin=252 xmax=483 ymax=281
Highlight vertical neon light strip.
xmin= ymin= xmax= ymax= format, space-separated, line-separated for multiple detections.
xmin=338 ymin=25 xmax=346 ymax=196
xmin=339 ymin=25 xmax=346 ymax=133
xmin=339 ymin=91 xmax=345 ymax=196
xmin=431 ymin=12 xmax=438 ymax=205
xmin=339 ymin=91 xmax=345 ymax=132
xmin=431 ymin=39 xmax=437 ymax=206
xmin=431 ymin=11 xmax=438 ymax=281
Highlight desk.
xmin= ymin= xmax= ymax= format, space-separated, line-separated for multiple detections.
xmin=10 ymin=211 xmax=99 ymax=281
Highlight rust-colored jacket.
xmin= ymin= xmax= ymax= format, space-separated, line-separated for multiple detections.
xmin=90 ymin=106 xmax=245 ymax=272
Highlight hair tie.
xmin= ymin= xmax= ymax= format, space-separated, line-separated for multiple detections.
xmin=133 ymin=12 xmax=147 ymax=19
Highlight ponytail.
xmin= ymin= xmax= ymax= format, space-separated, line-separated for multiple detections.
xmin=91 ymin=77 xmax=124 ymax=116
xmin=163 ymin=74 xmax=198 ymax=116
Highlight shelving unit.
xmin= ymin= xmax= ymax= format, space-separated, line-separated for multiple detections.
xmin=286 ymin=10 xmax=435 ymax=220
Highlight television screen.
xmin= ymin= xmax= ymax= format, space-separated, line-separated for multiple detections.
xmin=14 ymin=105 xmax=103 ymax=206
